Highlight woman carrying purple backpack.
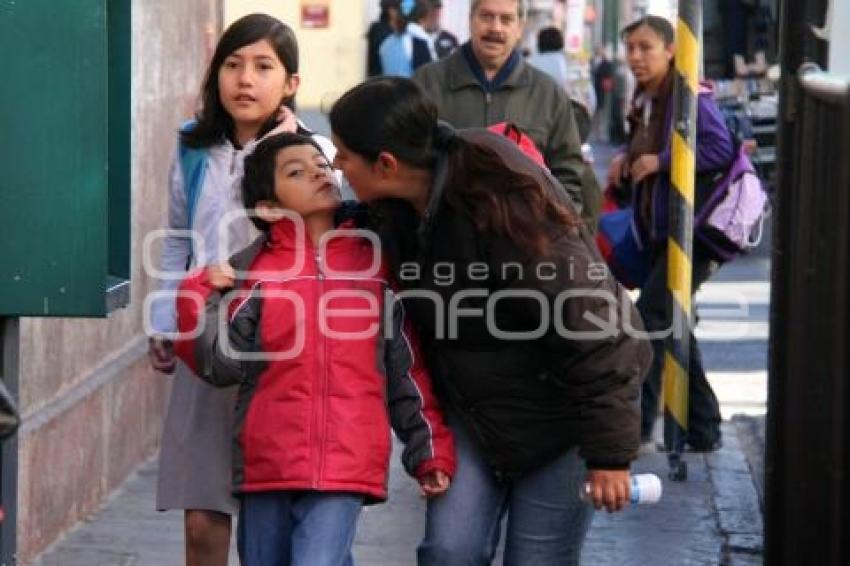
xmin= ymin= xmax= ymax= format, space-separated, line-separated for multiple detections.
xmin=606 ymin=15 xmax=735 ymax=451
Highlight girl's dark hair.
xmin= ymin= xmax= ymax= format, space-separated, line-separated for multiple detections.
xmin=182 ymin=14 xmax=299 ymax=149
xmin=621 ymin=15 xmax=675 ymax=46
xmin=329 ymin=77 xmax=579 ymax=258
xmin=242 ymin=133 xmax=324 ymax=232
xmin=330 ymin=77 xmax=441 ymax=168
xmin=537 ymin=26 xmax=564 ymax=53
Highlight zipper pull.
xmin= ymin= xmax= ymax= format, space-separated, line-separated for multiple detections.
xmin=230 ymin=148 xmax=237 ymax=175
xmin=315 ymin=251 xmax=324 ymax=280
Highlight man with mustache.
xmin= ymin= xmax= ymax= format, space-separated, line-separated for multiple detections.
xmin=413 ymin=0 xmax=589 ymax=218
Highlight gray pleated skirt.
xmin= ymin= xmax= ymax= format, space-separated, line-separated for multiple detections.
xmin=156 ymin=361 xmax=239 ymax=515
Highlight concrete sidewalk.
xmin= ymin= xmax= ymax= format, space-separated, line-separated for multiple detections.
xmin=32 ymin=421 xmax=763 ymax=566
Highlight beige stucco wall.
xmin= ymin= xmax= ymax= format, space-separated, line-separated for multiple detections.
xmin=16 ymin=0 xmax=221 ymax=561
xmin=224 ymin=0 xmax=369 ymax=109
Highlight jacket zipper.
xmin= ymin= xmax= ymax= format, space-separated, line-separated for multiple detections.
xmin=484 ymin=91 xmax=492 ymax=124
xmin=313 ymin=249 xmax=327 ymax=489
xmin=230 ymin=147 xmax=238 ymax=175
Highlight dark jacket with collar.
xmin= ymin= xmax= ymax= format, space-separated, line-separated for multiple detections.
xmin=413 ymin=44 xmax=587 ymax=216
xmin=372 ymin=128 xmax=652 ymax=478
xmin=631 ymin=84 xmax=735 ymax=251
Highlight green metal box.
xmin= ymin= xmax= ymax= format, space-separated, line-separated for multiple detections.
xmin=0 ymin=0 xmax=131 ymax=316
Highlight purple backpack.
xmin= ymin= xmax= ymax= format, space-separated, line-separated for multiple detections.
xmin=696 ymin=147 xmax=770 ymax=261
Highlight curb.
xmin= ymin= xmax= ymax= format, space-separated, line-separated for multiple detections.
xmin=707 ymin=422 xmax=764 ymax=563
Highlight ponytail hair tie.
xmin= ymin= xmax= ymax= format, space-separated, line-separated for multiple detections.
xmin=432 ymin=121 xmax=461 ymax=152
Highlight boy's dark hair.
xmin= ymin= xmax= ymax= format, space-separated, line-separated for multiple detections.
xmin=242 ymin=133 xmax=325 ymax=232
xmin=183 ymin=14 xmax=299 ymax=149
xmin=537 ymin=26 xmax=564 ymax=53
xmin=621 ymin=15 xmax=675 ymax=46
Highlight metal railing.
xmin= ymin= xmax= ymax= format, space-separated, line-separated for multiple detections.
xmin=798 ymin=62 xmax=850 ymax=104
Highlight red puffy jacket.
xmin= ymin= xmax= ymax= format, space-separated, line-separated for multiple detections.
xmin=175 ymin=219 xmax=455 ymax=501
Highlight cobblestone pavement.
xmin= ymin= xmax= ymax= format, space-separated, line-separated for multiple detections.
xmin=34 ymin=140 xmax=768 ymax=566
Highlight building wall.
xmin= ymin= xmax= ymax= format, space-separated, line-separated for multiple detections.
xmin=224 ymin=0 xmax=369 ymax=110
xmin=221 ymin=0 xmax=473 ymax=110
xmin=441 ymin=0 xmax=472 ymax=43
xmin=16 ymin=0 xmax=220 ymax=561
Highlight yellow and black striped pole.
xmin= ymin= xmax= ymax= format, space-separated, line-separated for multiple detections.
xmin=663 ymin=1 xmax=702 ymax=481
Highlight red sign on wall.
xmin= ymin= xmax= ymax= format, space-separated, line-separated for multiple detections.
xmin=301 ymin=1 xmax=330 ymax=29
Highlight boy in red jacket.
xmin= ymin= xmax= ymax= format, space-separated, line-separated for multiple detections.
xmin=174 ymin=133 xmax=455 ymax=566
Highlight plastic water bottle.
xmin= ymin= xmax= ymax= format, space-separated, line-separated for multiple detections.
xmin=581 ymin=473 xmax=663 ymax=505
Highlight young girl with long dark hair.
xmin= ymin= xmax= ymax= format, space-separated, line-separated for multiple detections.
xmin=147 ymin=14 xmax=336 ymax=565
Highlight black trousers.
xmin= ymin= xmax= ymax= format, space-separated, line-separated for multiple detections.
xmin=636 ymin=244 xmax=723 ymax=448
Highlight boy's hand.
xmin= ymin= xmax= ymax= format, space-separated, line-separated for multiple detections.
xmin=148 ymin=336 xmax=176 ymax=374
xmin=585 ymin=469 xmax=630 ymax=513
xmin=207 ymin=262 xmax=236 ymax=290
xmin=418 ymin=470 xmax=451 ymax=498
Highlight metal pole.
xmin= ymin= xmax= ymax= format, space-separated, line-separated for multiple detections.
xmin=0 ymin=317 xmax=19 ymax=565
xmin=662 ymin=0 xmax=701 ymax=481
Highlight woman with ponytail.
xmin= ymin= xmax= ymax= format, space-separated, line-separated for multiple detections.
xmin=330 ymin=77 xmax=652 ymax=565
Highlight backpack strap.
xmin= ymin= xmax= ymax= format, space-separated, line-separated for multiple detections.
xmin=178 ymin=120 xmax=209 ymax=262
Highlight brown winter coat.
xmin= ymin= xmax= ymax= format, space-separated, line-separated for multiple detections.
xmin=372 ymin=128 xmax=652 ymax=476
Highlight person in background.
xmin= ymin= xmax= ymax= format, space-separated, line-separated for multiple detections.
xmin=527 ymin=26 xmax=597 ymax=119
xmin=609 ymin=54 xmax=630 ymax=144
xmin=527 ymin=26 xmax=568 ymax=87
xmin=719 ymin=0 xmax=756 ymax=79
xmin=408 ymin=1 xmax=440 ymax=61
xmin=607 ymin=15 xmax=734 ymax=451
xmin=367 ymin=0 xmax=400 ymax=77
xmin=526 ymin=27 xmax=602 ymax=230
xmin=591 ymin=45 xmax=614 ymax=138
xmin=424 ymin=0 xmax=460 ymax=59
xmin=378 ymin=0 xmax=433 ymax=78
xmin=413 ymin=0 xmax=593 ymax=225
xmin=591 ymin=46 xmax=614 ymax=107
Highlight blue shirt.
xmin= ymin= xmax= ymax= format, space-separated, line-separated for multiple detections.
xmin=379 ymin=33 xmax=414 ymax=78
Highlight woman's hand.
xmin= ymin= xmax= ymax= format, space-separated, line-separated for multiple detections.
xmin=418 ymin=470 xmax=451 ymax=498
xmin=607 ymin=153 xmax=629 ymax=187
xmin=207 ymin=262 xmax=236 ymax=290
xmin=585 ymin=469 xmax=630 ymax=512
xmin=630 ymin=154 xmax=660 ymax=184
xmin=148 ymin=336 xmax=176 ymax=374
